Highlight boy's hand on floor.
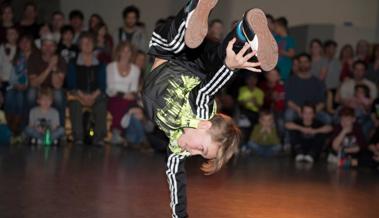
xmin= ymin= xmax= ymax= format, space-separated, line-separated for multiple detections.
xmin=225 ymin=38 xmax=261 ymax=72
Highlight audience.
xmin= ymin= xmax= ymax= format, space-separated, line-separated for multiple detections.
xmin=67 ymin=32 xmax=107 ymax=146
xmin=27 ymin=34 xmax=67 ymax=124
xmin=114 ymin=5 xmax=147 ymax=52
xmin=24 ymin=87 xmax=64 ymax=145
xmin=0 ymin=98 xmax=11 ymax=145
xmin=274 ymin=17 xmax=295 ymax=81
xmin=0 ymin=3 xmax=14 ymax=44
xmin=246 ymin=110 xmax=281 ymax=156
xmin=5 ymin=35 xmax=34 ymax=138
xmin=106 ymin=42 xmax=140 ymax=144
xmin=0 ymin=1 xmax=377 ymax=173
xmin=286 ymin=104 xmax=332 ymax=162
xmin=328 ymin=107 xmax=366 ymax=168
xmin=285 ymin=53 xmax=330 ymax=124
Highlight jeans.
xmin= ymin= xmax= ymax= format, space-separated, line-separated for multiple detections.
xmin=0 ymin=124 xmax=11 ymax=145
xmin=24 ymin=126 xmax=65 ymax=141
xmin=284 ymin=108 xmax=332 ymax=124
xmin=247 ymin=141 xmax=281 ymax=157
xmin=5 ymin=89 xmax=26 ymax=115
xmin=27 ymin=87 xmax=66 ymax=125
xmin=125 ymin=115 xmax=145 ymax=145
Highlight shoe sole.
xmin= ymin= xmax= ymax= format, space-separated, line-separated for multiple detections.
xmin=185 ymin=0 xmax=218 ymax=48
xmin=245 ymin=8 xmax=278 ymax=71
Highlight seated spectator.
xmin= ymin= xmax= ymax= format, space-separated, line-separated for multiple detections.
xmin=18 ymin=2 xmax=40 ymax=39
xmin=133 ymin=50 xmax=148 ymax=78
xmin=93 ymin=22 xmax=113 ymax=64
xmin=246 ymin=110 xmax=281 ymax=156
xmin=24 ymin=87 xmax=64 ymax=145
xmin=58 ymin=25 xmax=79 ymax=64
xmin=34 ymin=23 xmax=52 ymax=49
xmin=5 ymin=35 xmax=35 ymax=140
xmin=285 ymin=53 xmax=330 ymax=124
xmin=0 ymin=4 xmax=15 ymax=44
xmin=266 ymin=14 xmax=275 ymax=33
xmin=309 ymin=38 xmax=325 ymax=78
xmin=320 ymin=40 xmax=341 ymax=91
xmin=339 ymin=44 xmax=354 ymax=81
xmin=27 ymin=34 xmax=67 ymax=124
xmin=328 ymin=107 xmax=366 ymax=168
xmin=207 ymin=19 xmax=225 ymax=43
xmin=347 ymin=84 xmax=372 ymax=121
xmin=274 ymin=17 xmax=295 ymax=81
xmin=88 ymin=14 xmax=105 ymax=33
xmin=366 ymin=44 xmax=379 ymax=84
xmin=0 ymin=97 xmax=11 ymax=145
xmin=0 ymin=26 xmax=18 ymax=95
xmin=50 ymin=11 xmax=65 ymax=43
xmin=121 ymin=106 xmax=153 ymax=147
xmin=238 ymin=73 xmax=264 ymax=141
xmin=107 ymin=42 xmax=140 ymax=144
xmin=337 ymin=60 xmax=377 ymax=105
xmin=355 ymin=40 xmax=370 ymax=63
xmin=286 ymin=104 xmax=333 ymax=162
xmin=67 ymin=32 xmax=107 ymax=146
xmin=114 ymin=5 xmax=147 ymax=52
xmin=69 ymin=10 xmax=85 ymax=44
xmin=369 ymin=97 xmax=379 ymax=170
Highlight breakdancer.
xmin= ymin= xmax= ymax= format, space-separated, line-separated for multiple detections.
xmin=142 ymin=0 xmax=278 ymax=217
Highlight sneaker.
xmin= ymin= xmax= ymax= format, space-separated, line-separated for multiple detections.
xmin=295 ymin=154 xmax=305 ymax=162
xmin=303 ymin=155 xmax=314 ymax=163
xmin=327 ymin=153 xmax=338 ymax=164
xmin=30 ymin=138 xmax=37 ymax=146
xmin=185 ymin=0 xmax=219 ymax=48
xmin=53 ymin=139 xmax=60 ymax=146
xmin=241 ymin=8 xmax=278 ymax=71
xmin=111 ymin=129 xmax=124 ymax=145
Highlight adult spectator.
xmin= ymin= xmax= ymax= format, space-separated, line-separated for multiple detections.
xmin=0 ymin=26 xmax=18 ymax=95
xmin=34 ymin=23 xmax=52 ymax=49
xmin=274 ymin=17 xmax=295 ymax=81
xmin=18 ymin=2 xmax=40 ymax=39
xmin=337 ymin=60 xmax=377 ymax=104
xmin=67 ymin=32 xmax=107 ymax=146
xmin=366 ymin=44 xmax=379 ymax=84
xmin=0 ymin=4 xmax=15 ymax=44
xmin=93 ymin=22 xmax=113 ymax=64
xmin=88 ymin=14 xmax=104 ymax=33
xmin=207 ymin=19 xmax=225 ymax=43
xmin=285 ymin=53 xmax=330 ymax=124
xmin=27 ymin=34 xmax=67 ymax=124
xmin=50 ymin=11 xmax=65 ymax=43
xmin=5 ymin=35 xmax=35 ymax=137
xmin=339 ymin=44 xmax=354 ymax=81
xmin=266 ymin=14 xmax=275 ymax=33
xmin=114 ymin=5 xmax=147 ymax=52
xmin=320 ymin=40 xmax=341 ymax=91
xmin=58 ymin=25 xmax=79 ymax=64
xmin=355 ymin=39 xmax=370 ymax=63
xmin=308 ymin=38 xmax=325 ymax=78
xmin=107 ymin=42 xmax=140 ymax=144
xmin=69 ymin=10 xmax=85 ymax=44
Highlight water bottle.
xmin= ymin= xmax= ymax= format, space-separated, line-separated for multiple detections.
xmin=44 ymin=128 xmax=52 ymax=146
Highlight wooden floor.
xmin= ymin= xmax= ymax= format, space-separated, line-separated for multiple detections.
xmin=0 ymin=144 xmax=378 ymax=218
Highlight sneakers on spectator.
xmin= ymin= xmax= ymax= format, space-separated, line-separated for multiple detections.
xmin=111 ymin=129 xmax=124 ymax=145
xmin=53 ymin=139 xmax=60 ymax=146
xmin=295 ymin=154 xmax=304 ymax=162
xmin=327 ymin=153 xmax=338 ymax=165
xmin=303 ymin=155 xmax=314 ymax=163
xmin=30 ymin=138 xmax=37 ymax=146
xmin=185 ymin=0 xmax=219 ymax=48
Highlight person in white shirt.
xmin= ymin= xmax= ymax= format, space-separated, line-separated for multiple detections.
xmin=106 ymin=41 xmax=140 ymax=144
xmin=0 ymin=26 xmax=18 ymax=94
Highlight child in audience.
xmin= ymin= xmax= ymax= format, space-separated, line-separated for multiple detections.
xmin=247 ymin=110 xmax=280 ymax=156
xmin=0 ymin=98 xmax=11 ymax=145
xmin=328 ymin=107 xmax=366 ymax=167
xmin=286 ymin=104 xmax=333 ymax=162
xmin=24 ymin=88 xmax=65 ymax=145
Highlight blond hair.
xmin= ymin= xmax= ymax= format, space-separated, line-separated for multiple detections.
xmin=114 ymin=41 xmax=133 ymax=62
xmin=201 ymin=113 xmax=240 ymax=175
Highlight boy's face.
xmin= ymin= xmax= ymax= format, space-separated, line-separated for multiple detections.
xmin=178 ymin=121 xmax=220 ymax=159
xmin=301 ymin=107 xmax=315 ymax=123
xmin=38 ymin=96 xmax=53 ymax=109
xmin=260 ymin=115 xmax=273 ymax=128
xmin=341 ymin=116 xmax=355 ymax=128
xmin=355 ymin=88 xmax=366 ymax=98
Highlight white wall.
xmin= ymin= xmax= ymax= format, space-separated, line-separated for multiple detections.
xmin=60 ymin=0 xmax=379 ymax=41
